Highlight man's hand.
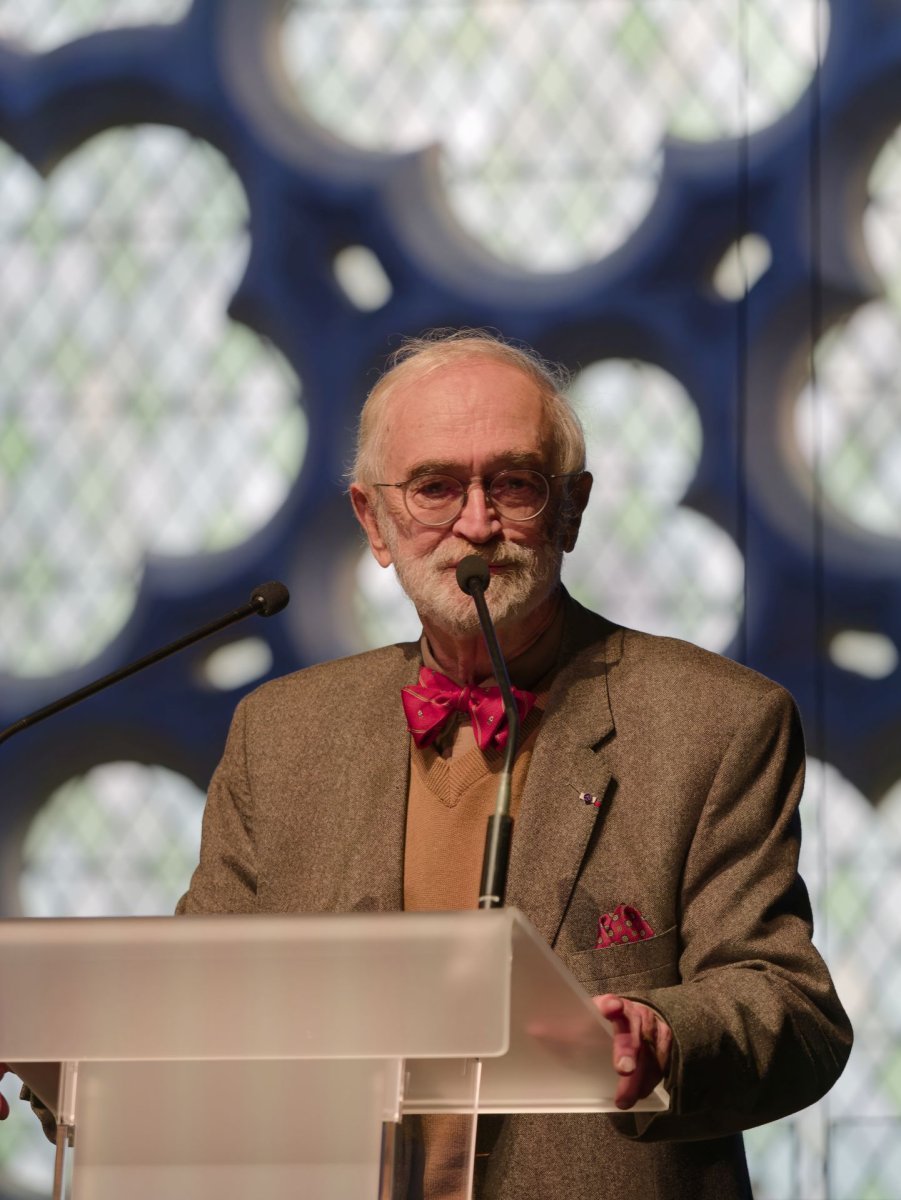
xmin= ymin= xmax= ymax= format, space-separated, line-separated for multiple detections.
xmin=0 ymin=1065 xmax=10 ymax=1120
xmin=593 ymin=995 xmax=672 ymax=1110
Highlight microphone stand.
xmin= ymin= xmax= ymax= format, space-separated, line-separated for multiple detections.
xmin=456 ymin=558 xmax=520 ymax=909
xmin=0 ymin=582 xmax=289 ymax=748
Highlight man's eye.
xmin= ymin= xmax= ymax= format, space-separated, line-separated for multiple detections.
xmin=493 ymin=472 xmax=541 ymax=501
xmin=410 ymin=476 xmax=458 ymax=502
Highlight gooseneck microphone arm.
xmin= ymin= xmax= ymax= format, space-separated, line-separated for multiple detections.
xmin=0 ymin=581 xmax=290 ymax=748
xmin=455 ymin=555 xmax=520 ymax=909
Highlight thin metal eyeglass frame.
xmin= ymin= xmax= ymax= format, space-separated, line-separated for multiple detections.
xmin=371 ymin=469 xmax=585 ymax=527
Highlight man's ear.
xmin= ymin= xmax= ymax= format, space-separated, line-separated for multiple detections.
xmin=350 ymin=483 xmax=394 ymax=567
xmin=560 ymin=471 xmax=593 ymax=553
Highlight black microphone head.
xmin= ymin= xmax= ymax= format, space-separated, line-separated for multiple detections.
xmin=250 ymin=580 xmax=290 ymax=617
xmin=456 ymin=556 xmax=490 ymax=596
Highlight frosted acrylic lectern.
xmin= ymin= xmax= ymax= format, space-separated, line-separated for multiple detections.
xmin=0 ymin=909 xmax=668 ymax=1200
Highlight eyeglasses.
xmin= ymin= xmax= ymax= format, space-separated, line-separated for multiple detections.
xmin=372 ymin=468 xmax=583 ymax=527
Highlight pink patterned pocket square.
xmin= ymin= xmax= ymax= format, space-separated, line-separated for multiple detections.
xmin=594 ymin=904 xmax=655 ymax=949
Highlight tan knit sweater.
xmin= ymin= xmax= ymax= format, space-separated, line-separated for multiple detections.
xmin=404 ymin=716 xmax=542 ymax=1200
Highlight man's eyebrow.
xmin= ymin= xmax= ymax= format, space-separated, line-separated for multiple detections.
xmin=403 ymin=451 xmax=546 ymax=477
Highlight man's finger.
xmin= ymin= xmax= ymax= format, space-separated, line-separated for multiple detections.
xmin=594 ymin=994 xmax=625 ymax=1021
xmin=593 ymin=995 xmax=671 ymax=1109
xmin=594 ymin=994 xmax=642 ymax=1073
xmin=612 ymin=1018 xmax=642 ymax=1074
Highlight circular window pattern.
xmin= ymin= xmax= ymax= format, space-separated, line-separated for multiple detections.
xmin=0 ymin=0 xmax=191 ymax=50
xmin=19 ymin=760 xmax=204 ymax=917
xmin=794 ymin=127 xmax=901 ymax=539
xmin=0 ymin=126 xmax=306 ymax=678
xmin=565 ymin=359 xmax=744 ymax=652
xmin=281 ymin=0 xmax=826 ymax=270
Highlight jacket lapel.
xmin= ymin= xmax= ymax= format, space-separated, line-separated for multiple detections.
xmin=506 ymin=601 xmax=620 ymax=946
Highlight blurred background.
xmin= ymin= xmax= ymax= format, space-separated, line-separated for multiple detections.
xmin=0 ymin=0 xmax=899 ymax=1195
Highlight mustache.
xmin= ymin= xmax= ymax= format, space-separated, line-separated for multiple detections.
xmin=429 ymin=542 xmax=537 ymax=570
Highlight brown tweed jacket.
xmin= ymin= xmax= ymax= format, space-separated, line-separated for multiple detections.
xmin=179 ymin=595 xmax=852 ymax=1200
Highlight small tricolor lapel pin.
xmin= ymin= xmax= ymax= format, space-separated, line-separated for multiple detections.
xmin=580 ymin=790 xmax=602 ymax=808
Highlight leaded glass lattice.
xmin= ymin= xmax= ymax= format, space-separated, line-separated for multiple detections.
xmin=795 ymin=127 xmax=901 ymax=538
xmin=1 ymin=0 xmax=899 ymax=1196
xmin=282 ymin=0 xmax=824 ymax=270
xmin=0 ymin=126 xmax=306 ymax=677
xmin=565 ymin=359 xmax=744 ymax=653
xmin=0 ymin=0 xmax=191 ymax=50
xmin=19 ymin=762 xmax=204 ymax=917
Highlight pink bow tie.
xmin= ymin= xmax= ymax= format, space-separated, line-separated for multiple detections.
xmin=402 ymin=667 xmax=536 ymax=751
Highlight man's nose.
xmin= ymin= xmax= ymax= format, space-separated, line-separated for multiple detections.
xmin=450 ymin=483 xmax=503 ymax=543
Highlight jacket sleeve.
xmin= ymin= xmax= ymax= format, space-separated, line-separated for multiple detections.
xmin=618 ymin=686 xmax=852 ymax=1141
xmin=175 ymin=696 xmax=258 ymax=914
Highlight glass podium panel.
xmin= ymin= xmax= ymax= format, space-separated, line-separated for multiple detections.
xmin=68 ymin=1058 xmax=398 ymax=1200
xmin=1 ymin=908 xmax=668 ymax=1199
xmin=0 ymin=910 xmax=513 ymax=1063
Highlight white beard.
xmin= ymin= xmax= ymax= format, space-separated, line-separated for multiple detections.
xmin=382 ymin=526 xmax=563 ymax=636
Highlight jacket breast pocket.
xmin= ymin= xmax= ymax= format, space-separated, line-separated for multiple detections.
xmin=562 ymin=925 xmax=679 ymax=994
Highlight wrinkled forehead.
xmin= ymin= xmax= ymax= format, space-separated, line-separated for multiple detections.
xmin=379 ymin=359 xmax=553 ymax=475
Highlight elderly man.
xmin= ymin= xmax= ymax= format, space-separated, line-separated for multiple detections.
xmin=178 ymin=330 xmax=851 ymax=1199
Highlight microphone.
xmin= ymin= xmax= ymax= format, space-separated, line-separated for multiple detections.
xmin=0 ymin=581 xmax=290 ymax=747
xmin=249 ymin=580 xmax=290 ymax=617
xmin=456 ymin=555 xmax=520 ymax=909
